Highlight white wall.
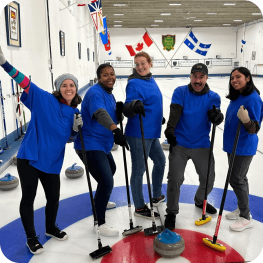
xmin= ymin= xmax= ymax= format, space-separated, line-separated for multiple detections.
xmin=0 ymin=0 xmax=96 ymax=144
xmin=99 ymin=27 xmax=238 ymax=77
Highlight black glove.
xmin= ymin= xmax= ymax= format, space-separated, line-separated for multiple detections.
xmin=116 ymin=101 xmax=123 ymax=122
xmin=112 ymin=128 xmax=129 ymax=150
xmin=133 ymin=100 xmax=145 ymax=117
xmin=162 ymin=117 xmax=166 ymax=125
xmin=166 ymin=134 xmax=177 ymax=153
xmin=208 ymin=107 xmax=224 ymax=125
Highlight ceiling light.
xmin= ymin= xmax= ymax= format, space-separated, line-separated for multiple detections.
xmin=252 ymin=13 xmax=262 ymax=15
xmin=161 ymin=13 xmax=171 ymax=15
xmin=233 ymin=19 xmax=242 ymax=21
xmin=169 ymin=3 xmax=181 ymax=5
xmin=223 ymin=24 xmax=231 ymax=25
xmin=114 ymin=25 xmax=122 ymax=27
xmin=194 ymin=20 xmax=203 ymax=21
xmin=207 ymin=13 xmax=217 ymax=15
xmin=113 ymin=4 xmax=126 ymax=6
xmin=224 ymin=3 xmax=235 ymax=5
xmin=154 ymin=20 xmax=163 ymax=22
xmin=114 ymin=21 xmax=122 ymax=22
xmin=114 ymin=14 xmax=124 ymax=16
xmin=151 ymin=24 xmax=159 ymax=26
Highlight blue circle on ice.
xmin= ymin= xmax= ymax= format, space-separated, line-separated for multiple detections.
xmin=157 ymin=228 xmax=181 ymax=244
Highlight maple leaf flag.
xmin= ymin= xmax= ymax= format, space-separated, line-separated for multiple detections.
xmin=125 ymin=32 xmax=153 ymax=56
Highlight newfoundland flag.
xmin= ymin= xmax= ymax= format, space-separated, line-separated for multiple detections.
xmin=184 ymin=31 xmax=211 ymax=56
xmin=125 ymin=32 xmax=153 ymax=56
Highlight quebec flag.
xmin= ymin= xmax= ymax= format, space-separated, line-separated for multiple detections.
xmin=184 ymin=31 xmax=211 ymax=56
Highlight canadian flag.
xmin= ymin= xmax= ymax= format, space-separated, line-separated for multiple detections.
xmin=125 ymin=32 xmax=153 ymax=56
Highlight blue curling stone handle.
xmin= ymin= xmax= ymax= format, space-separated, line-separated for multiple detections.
xmin=157 ymin=228 xmax=181 ymax=244
xmin=0 ymin=173 xmax=16 ymax=182
xmin=67 ymin=163 xmax=81 ymax=171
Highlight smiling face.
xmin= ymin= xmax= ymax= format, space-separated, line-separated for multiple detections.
xmin=98 ymin=66 xmax=116 ymax=88
xmin=134 ymin=56 xmax=151 ymax=76
xmin=230 ymin=69 xmax=250 ymax=93
xmin=190 ymin=71 xmax=208 ymax=92
xmin=60 ymin=79 xmax=77 ymax=105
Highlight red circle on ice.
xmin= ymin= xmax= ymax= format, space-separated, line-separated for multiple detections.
xmin=101 ymin=229 xmax=244 ymax=263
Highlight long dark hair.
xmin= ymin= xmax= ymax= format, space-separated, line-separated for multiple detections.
xmin=226 ymin=67 xmax=260 ymax=101
xmin=52 ymin=91 xmax=82 ymax=107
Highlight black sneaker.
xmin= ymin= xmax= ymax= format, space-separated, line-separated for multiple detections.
xmin=26 ymin=236 xmax=44 ymax=255
xmin=195 ymin=202 xmax=217 ymax=214
xmin=152 ymin=195 xmax=166 ymax=207
xmin=164 ymin=214 xmax=176 ymax=230
xmin=134 ymin=204 xmax=160 ymax=219
xmin=46 ymin=225 xmax=68 ymax=241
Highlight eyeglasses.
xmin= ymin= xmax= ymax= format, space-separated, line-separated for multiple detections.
xmin=134 ymin=62 xmax=147 ymax=68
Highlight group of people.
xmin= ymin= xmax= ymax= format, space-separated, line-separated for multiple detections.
xmin=0 ymin=45 xmax=262 ymax=256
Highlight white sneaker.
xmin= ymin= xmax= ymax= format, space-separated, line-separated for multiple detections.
xmin=106 ymin=201 xmax=116 ymax=209
xmin=93 ymin=223 xmax=119 ymax=237
xmin=229 ymin=217 xmax=253 ymax=232
xmin=225 ymin=208 xmax=240 ymax=220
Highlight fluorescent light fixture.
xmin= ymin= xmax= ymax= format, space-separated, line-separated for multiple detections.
xmin=207 ymin=13 xmax=217 ymax=15
xmin=223 ymin=24 xmax=231 ymax=25
xmin=194 ymin=20 xmax=203 ymax=21
xmin=252 ymin=13 xmax=262 ymax=15
xmin=114 ymin=21 xmax=122 ymax=22
xmin=169 ymin=3 xmax=181 ymax=5
xmin=114 ymin=14 xmax=124 ymax=16
xmin=151 ymin=24 xmax=159 ymax=26
xmin=161 ymin=13 xmax=171 ymax=15
xmin=113 ymin=4 xmax=126 ymax=6
xmin=224 ymin=3 xmax=235 ymax=5
xmin=154 ymin=20 xmax=163 ymax=22
xmin=233 ymin=19 xmax=242 ymax=21
xmin=114 ymin=25 xmax=122 ymax=27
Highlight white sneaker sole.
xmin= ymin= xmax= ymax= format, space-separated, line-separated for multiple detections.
xmin=27 ymin=243 xmax=44 ymax=255
xmin=45 ymin=233 xmax=68 ymax=241
xmin=229 ymin=221 xmax=253 ymax=232
xmin=134 ymin=212 xmax=159 ymax=220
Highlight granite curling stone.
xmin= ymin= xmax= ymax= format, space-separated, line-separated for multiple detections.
xmin=65 ymin=163 xmax=84 ymax=179
xmin=0 ymin=173 xmax=19 ymax=191
xmin=161 ymin=139 xmax=169 ymax=150
xmin=153 ymin=228 xmax=185 ymax=258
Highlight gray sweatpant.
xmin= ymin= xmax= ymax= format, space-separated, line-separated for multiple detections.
xmin=166 ymin=145 xmax=215 ymax=215
xmin=228 ymin=154 xmax=253 ymax=220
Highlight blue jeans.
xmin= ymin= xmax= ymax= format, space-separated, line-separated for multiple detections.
xmin=76 ymin=150 xmax=116 ymax=225
xmin=126 ymin=136 xmax=166 ymax=209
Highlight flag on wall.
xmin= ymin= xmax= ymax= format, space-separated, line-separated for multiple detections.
xmin=125 ymin=32 xmax=153 ymax=56
xmin=104 ymin=31 xmax=111 ymax=55
xmin=77 ymin=0 xmax=97 ymax=6
xmin=99 ymin=17 xmax=108 ymax=45
xmin=184 ymin=31 xmax=211 ymax=56
xmin=88 ymin=0 xmax=104 ymax=33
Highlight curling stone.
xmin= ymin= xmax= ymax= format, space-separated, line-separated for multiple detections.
xmin=13 ymin=156 xmax=17 ymax=165
xmin=111 ymin=143 xmax=119 ymax=151
xmin=65 ymin=163 xmax=84 ymax=179
xmin=153 ymin=228 xmax=185 ymax=258
xmin=0 ymin=173 xmax=19 ymax=191
xmin=161 ymin=139 xmax=169 ymax=150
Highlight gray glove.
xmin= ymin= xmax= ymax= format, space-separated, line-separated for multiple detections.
xmin=73 ymin=113 xmax=83 ymax=132
xmin=0 ymin=47 xmax=6 ymax=66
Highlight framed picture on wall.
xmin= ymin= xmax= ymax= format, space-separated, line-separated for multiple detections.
xmin=59 ymin=31 xmax=65 ymax=56
xmin=4 ymin=1 xmax=21 ymax=47
xmin=78 ymin=42 xmax=81 ymax=59
xmin=87 ymin=48 xmax=89 ymax=61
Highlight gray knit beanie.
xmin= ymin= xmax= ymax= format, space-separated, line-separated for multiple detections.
xmin=54 ymin=73 xmax=78 ymax=92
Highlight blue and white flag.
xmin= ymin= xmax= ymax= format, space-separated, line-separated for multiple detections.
xmin=184 ymin=31 xmax=211 ymax=56
xmin=99 ymin=17 xmax=108 ymax=45
xmin=241 ymin=39 xmax=246 ymax=45
xmin=88 ymin=0 xmax=104 ymax=33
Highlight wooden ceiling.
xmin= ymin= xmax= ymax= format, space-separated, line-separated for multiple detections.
xmin=101 ymin=0 xmax=262 ymax=28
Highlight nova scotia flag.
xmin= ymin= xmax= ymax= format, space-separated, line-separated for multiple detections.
xmin=184 ymin=31 xmax=211 ymax=56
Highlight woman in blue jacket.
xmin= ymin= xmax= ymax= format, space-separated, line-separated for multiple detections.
xmin=0 ymin=47 xmax=83 ymax=254
xmin=123 ymin=52 xmax=166 ymax=219
xmin=74 ymin=64 xmax=128 ymax=237
xmin=224 ymin=67 xmax=263 ymax=232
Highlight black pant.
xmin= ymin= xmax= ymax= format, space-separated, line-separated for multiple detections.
xmin=17 ymin=158 xmax=60 ymax=238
